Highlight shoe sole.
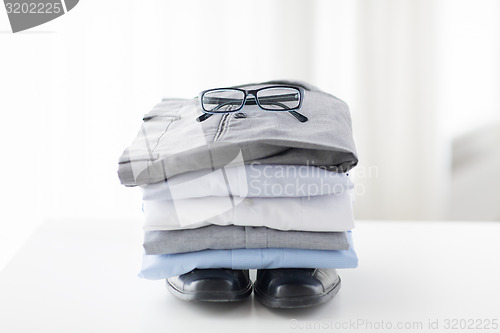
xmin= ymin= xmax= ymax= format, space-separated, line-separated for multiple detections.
xmin=254 ymin=276 xmax=341 ymax=309
xmin=166 ymin=279 xmax=253 ymax=303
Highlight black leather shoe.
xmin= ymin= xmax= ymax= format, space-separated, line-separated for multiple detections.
xmin=166 ymin=269 xmax=252 ymax=302
xmin=254 ymin=268 xmax=341 ymax=308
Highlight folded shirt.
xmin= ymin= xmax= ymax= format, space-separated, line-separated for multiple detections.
xmin=141 ymin=164 xmax=353 ymax=200
xmin=118 ymin=80 xmax=358 ymax=186
xmin=139 ymin=232 xmax=358 ymax=279
xmin=143 ymin=225 xmax=349 ymax=255
xmin=142 ymin=191 xmax=354 ymax=232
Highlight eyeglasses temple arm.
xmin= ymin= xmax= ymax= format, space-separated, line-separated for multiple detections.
xmin=196 ymin=102 xmax=234 ymax=122
xmin=196 ymin=113 xmax=213 ymax=122
xmin=268 ymin=101 xmax=308 ymax=123
xmin=288 ymin=110 xmax=308 ymax=122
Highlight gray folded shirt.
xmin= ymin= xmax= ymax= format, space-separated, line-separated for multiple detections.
xmin=118 ymin=80 xmax=358 ymax=186
xmin=143 ymin=225 xmax=349 ymax=254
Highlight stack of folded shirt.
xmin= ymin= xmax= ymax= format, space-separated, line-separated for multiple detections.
xmin=117 ymin=80 xmax=359 ymax=280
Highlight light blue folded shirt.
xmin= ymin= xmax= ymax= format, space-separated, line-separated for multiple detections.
xmin=139 ymin=231 xmax=357 ymax=279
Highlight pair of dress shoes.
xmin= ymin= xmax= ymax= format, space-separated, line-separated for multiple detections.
xmin=166 ymin=268 xmax=341 ymax=309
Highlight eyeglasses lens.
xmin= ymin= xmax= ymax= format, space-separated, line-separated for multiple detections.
xmin=202 ymin=89 xmax=245 ymax=112
xmin=256 ymin=87 xmax=301 ymax=111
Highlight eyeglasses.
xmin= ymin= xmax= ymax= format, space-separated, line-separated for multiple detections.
xmin=196 ymin=85 xmax=308 ymax=123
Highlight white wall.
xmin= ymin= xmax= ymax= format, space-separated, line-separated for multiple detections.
xmin=346 ymin=0 xmax=500 ymax=221
xmin=436 ymin=0 xmax=500 ymax=139
xmin=352 ymin=0 xmax=449 ymax=220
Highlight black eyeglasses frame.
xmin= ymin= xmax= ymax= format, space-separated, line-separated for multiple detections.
xmin=196 ymin=85 xmax=308 ymax=123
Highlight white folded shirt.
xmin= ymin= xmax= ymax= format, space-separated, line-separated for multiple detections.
xmin=141 ymin=164 xmax=353 ymax=200
xmin=142 ymin=191 xmax=354 ymax=232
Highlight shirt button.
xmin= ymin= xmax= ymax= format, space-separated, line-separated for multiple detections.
xmin=234 ymin=112 xmax=247 ymax=119
xmin=243 ymin=198 xmax=254 ymax=207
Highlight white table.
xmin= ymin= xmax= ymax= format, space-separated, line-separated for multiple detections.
xmin=1 ymin=219 xmax=499 ymax=333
